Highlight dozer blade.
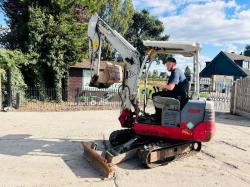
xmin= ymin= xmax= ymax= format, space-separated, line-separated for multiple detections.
xmin=81 ymin=142 xmax=114 ymax=178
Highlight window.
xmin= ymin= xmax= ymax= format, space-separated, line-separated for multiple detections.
xmin=82 ymin=70 xmax=91 ymax=89
xmin=243 ymin=61 xmax=250 ymax=69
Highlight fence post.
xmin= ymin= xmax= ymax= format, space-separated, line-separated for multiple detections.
xmin=231 ymin=81 xmax=238 ymax=114
xmin=76 ymin=88 xmax=80 ymax=106
xmin=16 ymin=92 xmax=20 ymax=109
xmin=6 ymin=68 xmax=12 ymax=107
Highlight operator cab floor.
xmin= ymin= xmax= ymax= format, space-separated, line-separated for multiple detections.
xmin=137 ymin=115 xmax=180 ymax=128
xmin=138 ymin=115 xmax=160 ymax=125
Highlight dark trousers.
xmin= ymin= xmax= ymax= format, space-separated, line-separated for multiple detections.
xmin=152 ymin=91 xmax=175 ymax=123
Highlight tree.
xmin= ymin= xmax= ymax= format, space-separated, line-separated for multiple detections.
xmin=26 ymin=2 xmax=89 ymax=101
xmin=98 ymin=0 xmax=134 ymax=60
xmin=244 ymin=45 xmax=250 ymax=57
xmin=184 ymin=66 xmax=191 ymax=81
xmin=0 ymin=0 xmax=102 ymax=102
xmin=0 ymin=48 xmax=27 ymax=106
xmin=152 ymin=69 xmax=159 ymax=79
xmin=0 ymin=48 xmax=27 ymax=87
xmin=125 ymin=9 xmax=169 ymax=57
xmin=147 ymin=70 xmax=152 ymax=78
xmin=159 ymin=72 xmax=167 ymax=79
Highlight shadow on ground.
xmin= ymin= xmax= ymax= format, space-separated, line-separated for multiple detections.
xmin=216 ymin=112 xmax=250 ymax=127
xmin=2 ymin=113 xmax=247 ymax=179
xmin=0 ymin=134 xmax=108 ymax=179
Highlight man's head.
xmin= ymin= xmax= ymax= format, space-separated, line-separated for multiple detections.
xmin=164 ymin=57 xmax=176 ymax=71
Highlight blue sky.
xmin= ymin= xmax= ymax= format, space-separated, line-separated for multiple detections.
xmin=1 ymin=0 xmax=250 ymax=72
xmin=0 ymin=10 xmax=5 ymax=26
xmin=133 ymin=0 xmax=250 ymax=72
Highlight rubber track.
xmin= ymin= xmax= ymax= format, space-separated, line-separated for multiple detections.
xmin=109 ymin=129 xmax=135 ymax=147
xmin=138 ymin=141 xmax=202 ymax=168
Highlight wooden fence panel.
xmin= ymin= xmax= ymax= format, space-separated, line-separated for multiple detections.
xmin=231 ymin=77 xmax=250 ymax=118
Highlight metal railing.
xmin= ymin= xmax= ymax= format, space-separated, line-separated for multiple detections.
xmin=200 ymin=81 xmax=232 ymax=112
xmin=1 ymin=80 xmax=233 ymax=112
xmin=1 ymin=87 xmax=121 ymax=111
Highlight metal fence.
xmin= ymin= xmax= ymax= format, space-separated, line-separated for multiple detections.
xmin=1 ymin=87 xmax=121 ymax=111
xmin=204 ymin=83 xmax=232 ymax=112
xmin=1 ymin=80 xmax=233 ymax=112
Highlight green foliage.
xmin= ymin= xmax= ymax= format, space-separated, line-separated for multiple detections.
xmin=184 ymin=66 xmax=192 ymax=81
xmin=0 ymin=48 xmax=27 ymax=68
xmin=125 ymin=9 xmax=169 ymax=58
xmin=184 ymin=66 xmax=191 ymax=77
xmin=159 ymin=72 xmax=167 ymax=79
xmin=99 ymin=0 xmax=135 ymax=60
xmin=1 ymin=0 xmax=102 ymax=102
xmin=0 ymin=48 xmax=27 ymax=90
xmin=244 ymin=45 xmax=250 ymax=57
xmin=152 ymin=69 xmax=159 ymax=78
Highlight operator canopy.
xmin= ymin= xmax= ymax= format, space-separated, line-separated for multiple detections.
xmin=143 ymin=40 xmax=200 ymax=57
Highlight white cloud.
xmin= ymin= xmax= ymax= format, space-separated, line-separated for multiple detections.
xmin=133 ymin=0 xmax=215 ymax=16
xmin=223 ymin=43 xmax=240 ymax=53
xmin=173 ymin=54 xmax=211 ymax=73
xmin=133 ymin=0 xmax=250 ymax=55
xmin=133 ymin=0 xmax=177 ymax=16
xmin=160 ymin=0 xmax=250 ymax=45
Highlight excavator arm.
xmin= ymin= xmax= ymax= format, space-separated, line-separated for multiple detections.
xmin=87 ymin=13 xmax=145 ymax=111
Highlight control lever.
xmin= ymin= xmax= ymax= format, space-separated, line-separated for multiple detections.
xmin=146 ymin=89 xmax=152 ymax=106
xmin=153 ymin=86 xmax=157 ymax=93
xmin=148 ymin=89 xmax=152 ymax=98
xmin=153 ymin=86 xmax=160 ymax=92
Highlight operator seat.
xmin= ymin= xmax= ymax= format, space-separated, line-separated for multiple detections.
xmin=175 ymin=79 xmax=190 ymax=109
xmin=152 ymin=79 xmax=190 ymax=126
xmin=154 ymin=79 xmax=190 ymax=110
xmin=153 ymin=97 xmax=180 ymax=126
xmin=153 ymin=97 xmax=180 ymax=111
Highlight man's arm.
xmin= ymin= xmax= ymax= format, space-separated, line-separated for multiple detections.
xmin=164 ymin=83 xmax=175 ymax=91
xmin=153 ymin=69 xmax=180 ymax=90
xmin=153 ymin=82 xmax=175 ymax=91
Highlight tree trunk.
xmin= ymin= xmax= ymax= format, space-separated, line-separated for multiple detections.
xmin=62 ymin=71 xmax=69 ymax=102
xmin=54 ymin=71 xmax=62 ymax=103
xmin=36 ymin=66 xmax=46 ymax=101
xmin=6 ymin=68 xmax=12 ymax=107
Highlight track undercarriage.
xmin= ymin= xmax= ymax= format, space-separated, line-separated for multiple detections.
xmin=82 ymin=129 xmax=202 ymax=178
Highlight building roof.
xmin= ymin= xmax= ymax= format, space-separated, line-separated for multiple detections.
xmin=200 ymin=51 xmax=250 ymax=78
xmin=223 ymin=51 xmax=250 ymax=62
xmin=223 ymin=52 xmax=250 ymax=76
xmin=240 ymin=67 xmax=250 ymax=76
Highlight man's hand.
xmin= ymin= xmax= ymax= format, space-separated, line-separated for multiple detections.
xmin=153 ymin=82 xmax=164 ymax=89
xmin=153 ymin=81 xmax=175 ymax=91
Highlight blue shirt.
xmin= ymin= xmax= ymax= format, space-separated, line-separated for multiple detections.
xmin=168 ymin=68 xmax=186 ymax=85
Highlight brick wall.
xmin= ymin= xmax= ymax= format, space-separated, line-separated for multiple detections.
xmin=68 ymin=68 xmax=83 ymax=102
xmin=68 ymin=68 xmax=83 ymax=91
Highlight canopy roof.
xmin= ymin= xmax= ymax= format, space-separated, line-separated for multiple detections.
xmin=143 ymin=40 xmax=200 ymax=57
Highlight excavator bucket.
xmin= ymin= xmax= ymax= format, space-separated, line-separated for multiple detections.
xmin=81 ymin=142 xmax=115 ymax=178
xmin=81 ymin=141 xmax=139 ymax=178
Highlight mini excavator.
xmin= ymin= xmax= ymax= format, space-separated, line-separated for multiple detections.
xmin=82 ymin=13 xmax=216 ymax=178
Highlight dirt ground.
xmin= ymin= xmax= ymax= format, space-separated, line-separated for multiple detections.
xmin=0 ymin=110 xmax=250 ymax=187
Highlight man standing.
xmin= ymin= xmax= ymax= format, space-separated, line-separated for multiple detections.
xmin=152 ymin=57 xmax=189 ymax=122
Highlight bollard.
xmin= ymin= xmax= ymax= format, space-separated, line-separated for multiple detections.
xmin=16 ymin=92 xmax=20 ymax=109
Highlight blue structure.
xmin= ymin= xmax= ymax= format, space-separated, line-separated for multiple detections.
xmin=200 ymin=51 xmax=250 ymax=80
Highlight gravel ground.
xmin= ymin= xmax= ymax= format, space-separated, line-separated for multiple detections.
xmin=0 ymin=110 xmax=250 ymax=187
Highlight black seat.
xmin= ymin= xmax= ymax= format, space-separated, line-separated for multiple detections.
xmin=174 ymin=79 xmax=190 ymax=110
